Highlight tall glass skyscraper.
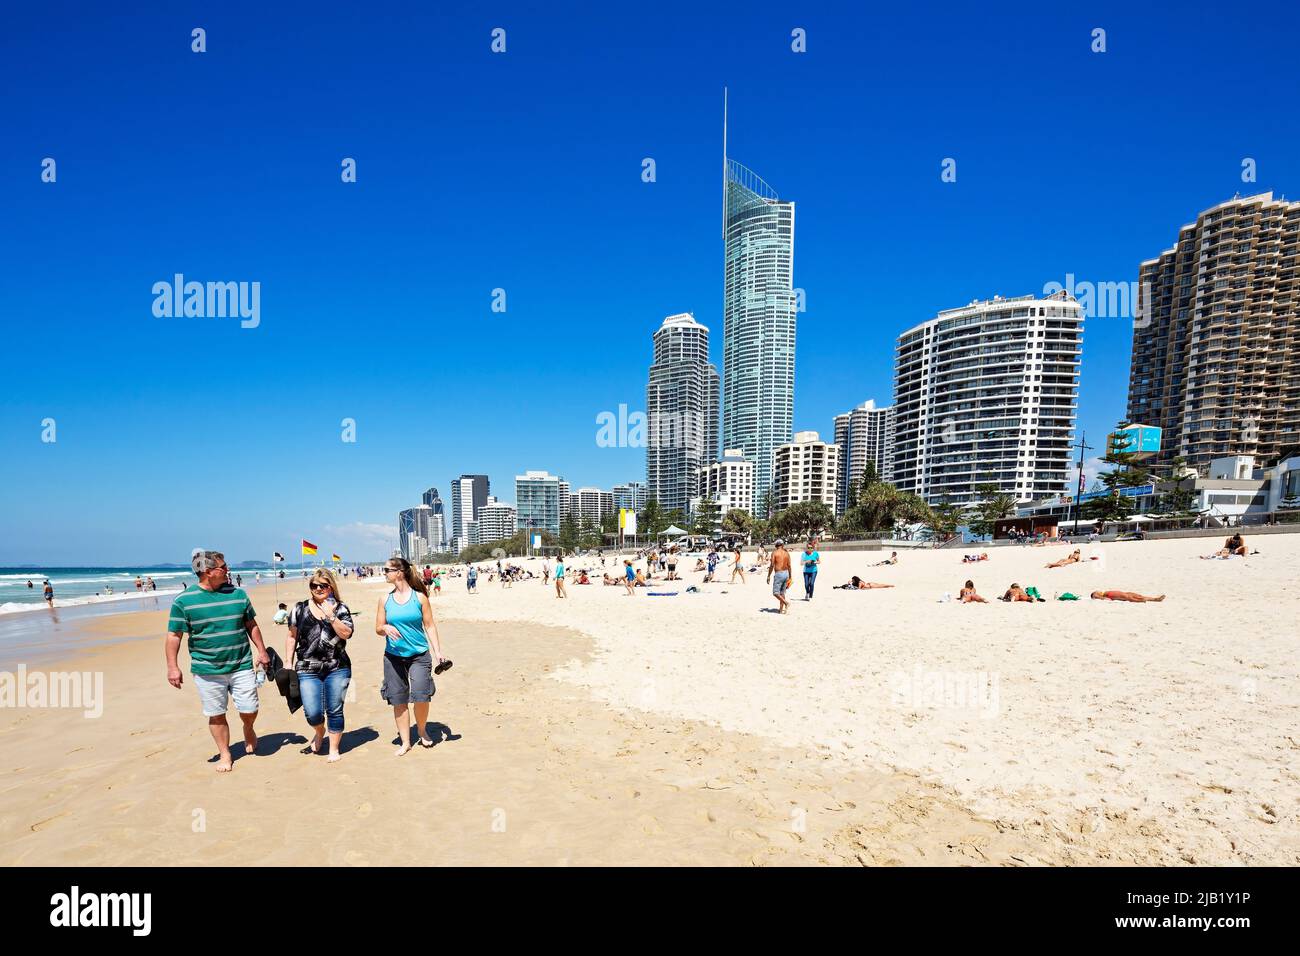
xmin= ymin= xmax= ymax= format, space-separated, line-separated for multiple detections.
xmin=421 ymin=487 xmax=446 ymax=552
xmin=722 ymin=158 xmax=796 ymax=512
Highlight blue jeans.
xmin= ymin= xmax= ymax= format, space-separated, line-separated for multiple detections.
xmin=804 ymin=570 xmax=817 ymax=598
xmin=298 ymin=667 xmax=351 ymax=733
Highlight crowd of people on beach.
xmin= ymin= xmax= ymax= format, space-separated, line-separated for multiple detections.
xmin=159 ymin=527 xmax=1261 ymax=770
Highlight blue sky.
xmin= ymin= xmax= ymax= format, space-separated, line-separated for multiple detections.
xmin=3 ymin=1 xmax=1298 ymax=564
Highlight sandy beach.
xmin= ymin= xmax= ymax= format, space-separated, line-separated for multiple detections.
xmin=1 ymin=535 xmax=1297 ymax=866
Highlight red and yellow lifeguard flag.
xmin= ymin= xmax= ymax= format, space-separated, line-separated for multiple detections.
xmin=331 ymin=554 xmax=341 ymax=563
xmin=301 ymin=539 xmax=318 ymax=556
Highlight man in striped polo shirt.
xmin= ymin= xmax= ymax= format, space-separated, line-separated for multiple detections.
xmin=165 ymin=549 xmax=271 ymax=772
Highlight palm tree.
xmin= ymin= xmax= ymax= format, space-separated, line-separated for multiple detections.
xmin=840 ymin=482 xmax=932 ymax=535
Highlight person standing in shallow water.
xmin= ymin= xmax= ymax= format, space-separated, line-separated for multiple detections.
xmin=375 ymin=558 xmax=448 ymax=756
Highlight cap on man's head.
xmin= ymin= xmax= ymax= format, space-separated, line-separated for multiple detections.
xmin=191 ymin=549 xmax=225 ymax=574
xmin=774 ymin=539 xmax=785 ymax=546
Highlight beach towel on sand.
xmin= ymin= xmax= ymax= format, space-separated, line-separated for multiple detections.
xmin=647 ymin=591 xmax=679 ymax=596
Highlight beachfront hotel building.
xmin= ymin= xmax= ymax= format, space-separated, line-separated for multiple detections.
xmin=722 ymin=158 xmax=796 ymax=509
xmin=892 ymin=293 xmax=1083 ymax=505
xmin=832 ymin=399 xmax=896 ymax=513
xmin=570 ymin=487 xmax=615 ymax=526
xmin=515 ymin=470 xmax=564 ymax=537
xmin=696 ymin=448 xmax=755 ymax=516
xmin=612 ymin=481 xmax=648 ymax=513
xmin=646 ymin=313 xmax=720 ymax=515
xmin=1127 ymin=192 xmax=1300 ymax=472
xmin=472 ymin=497 xmax=517 ymax=544
xmin=772 ymin=431 xmax=840 ymax=514
xmin=450 ymin=475 xmax=490 ymax=552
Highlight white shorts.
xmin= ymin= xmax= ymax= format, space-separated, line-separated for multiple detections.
xmin=194 ymin=669 xmax=260 ymax=717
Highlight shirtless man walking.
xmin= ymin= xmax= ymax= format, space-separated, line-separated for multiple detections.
xmin=767 ymin=540 xmax=792 ymax=614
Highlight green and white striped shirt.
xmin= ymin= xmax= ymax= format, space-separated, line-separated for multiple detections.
xmin=168 ymin=584 xmax=256 ymax=676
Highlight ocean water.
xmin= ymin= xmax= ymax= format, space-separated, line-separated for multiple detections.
xmin=0 ymin=566 xmax=280 ymax=616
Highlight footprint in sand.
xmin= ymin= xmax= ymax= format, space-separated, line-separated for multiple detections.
xmin=343 ymin=850 xmax=370 ymax=866
xmin=638 ymin=815 xmax=664 ymax=835
xmin=357 ymin=802 xmax=373 ymax=818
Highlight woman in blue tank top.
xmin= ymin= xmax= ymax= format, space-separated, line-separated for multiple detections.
xmin=375 ymin=557 xmax=449 ymax=756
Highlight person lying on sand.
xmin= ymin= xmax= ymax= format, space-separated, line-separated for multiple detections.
xmin=1046 ymin=549 xmax=1082 ymax=569
xmin=834 ymin=575 xmax=894 ymax=590
xmin=603 ymin=573 xmax=620 ymax=586
xmin=872 ymin=551 xmax=899 ymax=566
xmin=1000 ymin=583 xmax=1042 ymax=603
xmin=959 ymin=580 xmax=988 ymax=603
xmin=1090 ymin=590 xmax=1165 ymax=602
xmin=962 ymin=553 xmax=989 ymax=563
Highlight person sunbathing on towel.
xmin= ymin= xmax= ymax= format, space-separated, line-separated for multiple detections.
xmin=837 ymin=575 xmax=894 ymax=590
xmin=1090 ymin=589 xmax=1165 ymax=602
xmin=1046 ymin=549 xmax=1082 ymax=569
xmin=959 ymin=580 xmax=988 ymax=604
xmin=1001 ymin=583 xmax=1035 ymax=603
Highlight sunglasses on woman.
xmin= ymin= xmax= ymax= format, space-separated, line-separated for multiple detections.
xmin=309 ymin=582 xmax=331 ymax=591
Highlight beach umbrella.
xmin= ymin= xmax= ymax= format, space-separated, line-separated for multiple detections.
xmin=662 ymin=525 xmax=687 ymax=536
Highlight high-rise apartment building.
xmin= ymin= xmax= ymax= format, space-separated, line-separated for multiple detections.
xmin=473 ymin=498 xmax=517 ymax=544
xmin=515 ymin=470 xmax=563 ymax=536
xmin=646 ymin=313 xmax=720 ymax=515
xmin=772 ymin=432 xmax=840 ymax=513
xmin=1128 ymin=192 xmax=1300 ymax=471
xmin=612 ymin=481 xmax=648 ymax=513
xmin=569 ymin=488 xmax=614 ymax=527
xmin=722 ymin=157 xmax=796 ymax=509
xmin=696 ymin=448 xmax=755 ymax=516
xmin=450 ymin=475 xmax=490 ymax=549
xmin=832 ymin=399 xmax=895 ymax=512
xmin=893 ymin=293 xmax=1083 ymax=505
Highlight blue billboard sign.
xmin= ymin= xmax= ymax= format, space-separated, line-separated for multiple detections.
xmin=1108 ymin=425 xmax=1162 ymax=456
xmin=1076 ymin=483 xmax=1155 ymax=504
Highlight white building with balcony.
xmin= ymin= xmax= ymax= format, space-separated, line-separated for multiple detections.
xmin=892 ymin=292 xmax=1083 ymax=505
xmin=773 ymin=432 xmax=841 ymax=513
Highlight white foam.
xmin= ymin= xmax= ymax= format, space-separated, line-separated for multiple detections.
xmin=0 ymin=587 xmax=185 ymax=617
